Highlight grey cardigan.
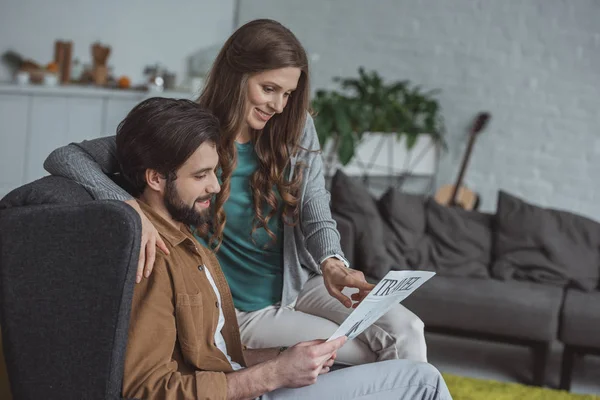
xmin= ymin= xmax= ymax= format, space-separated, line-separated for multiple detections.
xmin=43 ymin=113 xmax=347 ymax=306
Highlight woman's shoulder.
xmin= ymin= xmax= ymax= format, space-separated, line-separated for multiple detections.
xmin=298 ymin=112 xmax=320 ymax=152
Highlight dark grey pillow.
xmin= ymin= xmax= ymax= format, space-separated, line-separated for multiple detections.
xmin=425 ymin=199 xmax=492 ymax=278
xmin=491 ymin=191 xmax=600 ymax=291
xmin=378 ymin=188 xmax=430 ymax=268
xmin=378 ymin=188 xmax=427 ymax=248
xmin=330 ymin=171 xmax=406 ymax=279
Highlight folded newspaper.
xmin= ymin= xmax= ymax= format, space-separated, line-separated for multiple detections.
xmin=328 ymin=270 xmax=435 ymax=342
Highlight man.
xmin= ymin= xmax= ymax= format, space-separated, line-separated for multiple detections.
xmin=118 ymin=97 xmax=453 ymax=400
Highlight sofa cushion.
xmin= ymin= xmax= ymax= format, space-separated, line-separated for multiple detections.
xmin=559 ymin=289 xmax=600 ymax=349
xmin=491 ymin=191 xmax=600 ymax=291
xmin=425 ymin=199 xmax=492 ymax=278
xmin=378 ymin=189 xmax=430 ymax=268
xmin=378 ymin=189 xmax=492 ymax=278
xmin=330 ymin=171 xmax=407 ymax=279
xmin=378 ymin=188 xmax=427 ymax=250
xmin=402 ymin=275 xmax=563 ymax=341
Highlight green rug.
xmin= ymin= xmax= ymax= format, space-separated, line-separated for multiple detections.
xmin=443 ymin=374 xmax=600 ymax=400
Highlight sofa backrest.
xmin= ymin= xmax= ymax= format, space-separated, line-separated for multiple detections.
xmin=0 ymin=176 xmax=94 ymax=210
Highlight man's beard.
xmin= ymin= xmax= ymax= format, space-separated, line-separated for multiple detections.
xmin=164 ymin=178 xmax=212 ymax=227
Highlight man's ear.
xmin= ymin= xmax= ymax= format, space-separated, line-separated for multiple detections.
xmin=145 ymin=169 xmax=165 ymax=193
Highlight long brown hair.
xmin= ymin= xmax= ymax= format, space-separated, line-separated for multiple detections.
xmin=198 ymin=19 xmax=310 ymax=250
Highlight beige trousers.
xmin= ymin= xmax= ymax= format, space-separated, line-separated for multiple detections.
xmin=236 ymin=275 xmax=427 ymax=365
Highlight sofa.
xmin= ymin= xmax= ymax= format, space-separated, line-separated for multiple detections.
xmin=558 ymin=287 xmax=600 ymax=390
xmin=329 ymin=170 xmax=600 ymax=390
xmin=2 ymin=172 xmax=598 ymax=394
xmin=0 ymin=176 xmax=141 ymax=400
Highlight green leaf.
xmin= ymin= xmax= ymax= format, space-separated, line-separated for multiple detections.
xmin=314 ymin=113 xmax=333 ymax=148
xmin=386 ymin=81 xmax=409 ymax=97
xmin=405 ymin=133 xmax=418 ymax=150
xmin=333 ymin=103 xmax=352 ymax=136
xmin=337 ymin=133 xmax=356 ymax=165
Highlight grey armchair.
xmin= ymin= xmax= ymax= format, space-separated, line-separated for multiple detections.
xmin=0 ymin=176 xmax=140 ymax=400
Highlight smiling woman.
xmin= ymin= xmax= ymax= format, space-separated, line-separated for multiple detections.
xmin=42 ymin=18 xmax=428 ymax=367
xmin=242 ymin=68 xmax=300 ymax=136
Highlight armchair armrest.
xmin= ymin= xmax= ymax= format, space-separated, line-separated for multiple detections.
xmin=0 ymin=201 xmax=140 ymax=400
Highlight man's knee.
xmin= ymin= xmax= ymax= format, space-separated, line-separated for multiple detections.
xmin=401 ymin=361 xmax=449 ymax=396
xmin=379 ymin=359 xmax=440 ymax=378
xmin=377 ymin=360 xmax=450 ymax=398
xmin=411 ymin=362 xmax=452 ymax=399
xmin=413 ymin=361 xmax=443 ymax=381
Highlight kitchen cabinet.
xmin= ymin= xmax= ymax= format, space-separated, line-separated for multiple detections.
xmin=0 ymin=84 xmax=192 ymax=199
xmin=0 ymin=94 xmax=29 ymax=197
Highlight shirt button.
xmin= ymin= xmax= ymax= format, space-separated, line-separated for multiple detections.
xmin=215 ymin=301 xmax=219 ymax=308
xmin=198 ymin=265 xmax=204 ymax=271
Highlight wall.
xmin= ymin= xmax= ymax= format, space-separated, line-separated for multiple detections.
xmin=0 ymin=0 xmax=235 ymax=86
xmin=238 ymin=0 xmax=600 ymax=220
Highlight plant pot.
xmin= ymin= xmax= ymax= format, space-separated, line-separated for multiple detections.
xmin=323 ymin=133 xmax=438 ymax=177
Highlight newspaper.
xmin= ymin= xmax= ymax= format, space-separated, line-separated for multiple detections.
xmin=327 ymin=270 xmax=435 ymax=342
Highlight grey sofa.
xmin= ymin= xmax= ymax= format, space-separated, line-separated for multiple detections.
xmin=0 ymin=176 xmax=141 ymax=400
xmin=559 ymin=290 xmax=600 ymax=390
xmin=2 ymin=172 xmax=597 ymax=394
xmin=330 ymin=170 xmax=600 ymax=390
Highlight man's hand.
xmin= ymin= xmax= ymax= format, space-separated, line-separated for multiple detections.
xmin=225 ymin=338 xmax=345 ymax=399
xmin=270 ymin=337 xmax=346 ymax=388
xmin=321 ymin=258 xmax=375 ymax=308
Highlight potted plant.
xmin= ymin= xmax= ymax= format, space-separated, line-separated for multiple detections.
xmin=311 ymin=67 xmax=446 ymax=176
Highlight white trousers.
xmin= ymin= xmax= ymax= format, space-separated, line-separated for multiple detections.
xmin=236 ymin=275 xmax=427 ymax=365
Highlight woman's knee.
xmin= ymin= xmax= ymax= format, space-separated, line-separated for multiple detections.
xmin=384 ymin=305 xmax=425 ymax=337
xmin=406 ymin=312 xmax=425 ymax=337
xmin=379 ymin=306 xmax=427 ymax=361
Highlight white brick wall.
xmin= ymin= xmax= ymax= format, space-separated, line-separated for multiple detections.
xmin=238 ymin=0 xmax=600 ymax=221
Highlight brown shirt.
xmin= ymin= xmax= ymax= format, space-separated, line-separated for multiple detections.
xmin=122 ymin=201 xmax=246 ymax=400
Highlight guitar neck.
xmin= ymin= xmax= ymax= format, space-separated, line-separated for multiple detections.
xmin=449 ymin=133 xmax=478 ymax=205
xmin=447 ymin=112 xmax=490 ymax=206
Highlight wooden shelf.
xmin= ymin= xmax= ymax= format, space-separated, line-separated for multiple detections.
xmin=0 ymin=83 xmax=194 ymax=100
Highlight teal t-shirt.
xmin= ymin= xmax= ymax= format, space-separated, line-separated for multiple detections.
xmin=194 ymin=141 xmax=284 ymax=312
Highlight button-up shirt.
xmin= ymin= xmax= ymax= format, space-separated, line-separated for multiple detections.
xmin=123 ymin=200 xmax=246 ymax=400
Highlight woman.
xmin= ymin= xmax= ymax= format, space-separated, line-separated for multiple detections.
xmin=43 ymin=19 xmax=427 ymax=365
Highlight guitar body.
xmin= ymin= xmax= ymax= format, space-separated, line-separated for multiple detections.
xmin=434 ymin=112 xmax=490 ymax=211
xmin=434 ymin=184 xmax=480 ymax=211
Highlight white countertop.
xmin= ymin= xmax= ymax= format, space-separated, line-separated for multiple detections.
xmin=0 ymin=82 xmax=196 ymax=100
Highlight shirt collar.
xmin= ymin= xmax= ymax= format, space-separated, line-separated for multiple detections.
xmin=136 ymin=200 xmax=192 ymax=248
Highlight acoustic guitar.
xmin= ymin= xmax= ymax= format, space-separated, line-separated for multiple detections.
xmin=434 ymin=112 xmax=491 ymax=211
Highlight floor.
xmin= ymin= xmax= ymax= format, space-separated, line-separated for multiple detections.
xmin=427 ymin=332 xmax=600 ymax=396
